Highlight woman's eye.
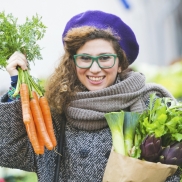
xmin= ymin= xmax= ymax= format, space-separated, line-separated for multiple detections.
xmin=81 ymin=56 xmax=91 ymax=61
xmin=100 ymin=56 xmax=110 ymax=60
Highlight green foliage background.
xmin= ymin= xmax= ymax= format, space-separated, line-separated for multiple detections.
xmin=132 ymin=61 xmax=182 ymax=100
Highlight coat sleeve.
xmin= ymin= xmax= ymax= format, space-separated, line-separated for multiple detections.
xmin=0 ymin=93 xmax=36 ymax=172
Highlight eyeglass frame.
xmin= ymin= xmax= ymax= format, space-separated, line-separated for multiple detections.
xmin=73 ymin=54 xmax=118 ymax=69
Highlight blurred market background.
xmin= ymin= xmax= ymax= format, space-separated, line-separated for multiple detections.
xmin=0 ymin=0 xmax=182 ymax=181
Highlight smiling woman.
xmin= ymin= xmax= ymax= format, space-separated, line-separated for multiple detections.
xmin=0 ymin=10 xmax=181 ymax=182
xmin=46 ymin=25 xmax=130 ymax=112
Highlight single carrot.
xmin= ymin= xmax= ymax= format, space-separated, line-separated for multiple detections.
xmin=25 ymin=110 xmax=43 ymax=154
xmin=20 ymin=83 xmax=31 ymax=124
xmin=32 ymin=91 xmax=44 ymax=153
xmin=39 ymin=96 xmax=57 ymax=147
xmin=35 ymin=125 xmax=45 ymax=154
xmin=32 ymin=90 xmax=39 ymax=102
xmin=30 ymin=98 xmax=53 ymax=150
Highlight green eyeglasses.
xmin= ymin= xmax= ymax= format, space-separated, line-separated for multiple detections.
xmin=73 ymin=54 xmax=118 ymax=69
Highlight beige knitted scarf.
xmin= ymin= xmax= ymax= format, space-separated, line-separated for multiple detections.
xmin=65 ymin=71 xmax=175 ymax=131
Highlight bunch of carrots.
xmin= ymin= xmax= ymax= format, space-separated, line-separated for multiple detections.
xmin=13 ymin=67 xmax=57 ymax=155
xmin=0 ymin=11 xmax=56 ymax=154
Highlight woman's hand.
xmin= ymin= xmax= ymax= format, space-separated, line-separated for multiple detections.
xmin=6 ymin=51 xmax=28 ymax=76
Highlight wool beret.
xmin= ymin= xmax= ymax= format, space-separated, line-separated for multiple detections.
xmin=62 ymin=10 xmax=139 ymax=64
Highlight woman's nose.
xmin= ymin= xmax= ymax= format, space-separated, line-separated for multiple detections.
xmin=89 ymin=61 xmax=101 ymax=72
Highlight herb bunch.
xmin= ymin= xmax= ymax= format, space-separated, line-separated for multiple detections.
xmin=0 ymin=11 xmax=46 ymax=70
xmin=136 ymin=94 xmax=182 ymax=148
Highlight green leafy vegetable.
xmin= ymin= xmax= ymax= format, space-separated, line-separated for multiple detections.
xmin=137 ymin=94 xmax=182 ymax=147
xmin=0 ymin=11 xmax=46 ymax=98
xmin=0 ymin=11 xmax=46 ymax=70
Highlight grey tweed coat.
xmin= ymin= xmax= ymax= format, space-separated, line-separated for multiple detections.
xmin=0 ymin=93 xmax=180 ymax=182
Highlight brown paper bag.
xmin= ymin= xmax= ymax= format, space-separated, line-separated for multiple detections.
xmin=103 ymin=150 xmax=178 ymax=182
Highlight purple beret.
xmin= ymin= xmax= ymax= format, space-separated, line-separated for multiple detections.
xmin=62 ymin=10 xmax=139 ymax=64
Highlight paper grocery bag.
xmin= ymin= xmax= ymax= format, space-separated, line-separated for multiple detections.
xmin=103 ymin=150 xmax=178 ymax=182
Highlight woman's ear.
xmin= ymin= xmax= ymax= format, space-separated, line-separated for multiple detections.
xmin=117 ymin=66 xmax=122 ymax=73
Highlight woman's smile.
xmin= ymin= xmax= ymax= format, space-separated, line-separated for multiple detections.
xmin=87 ymin=76 xmax=105 ymax=85
xmin=88 ymin=76 xmax=105 ymax=81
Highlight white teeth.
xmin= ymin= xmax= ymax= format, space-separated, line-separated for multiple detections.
xmin=88 ymin=76 xmax=104 ymax=81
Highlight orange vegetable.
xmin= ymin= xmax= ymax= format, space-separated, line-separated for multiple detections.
xmin=39 ymin=96 xmax=57 ymax=147
xmin=20 ymin=83 xmax=31 ymax=124
xmin=35 ymin=126 xmax=44 ymax=154
xmin=32 ymin=90 xmax=39 ymax=102
xmin=30 ymin=98 xmax=53 ymax=150
xmin=25 ymin=111 xmax=43 ymax=154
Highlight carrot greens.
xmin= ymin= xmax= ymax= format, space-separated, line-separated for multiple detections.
xmin=0 ymin=11 xmax=46 ymax=69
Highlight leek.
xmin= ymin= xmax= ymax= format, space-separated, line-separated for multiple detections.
xmin=123 ymin=112 xmax=140 ymax=156
xmin=105 ymin=111 xmax=125 ymax=155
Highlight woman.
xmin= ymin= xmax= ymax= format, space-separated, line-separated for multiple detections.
xmin=0 ymin=10 xmax=180 ymax=181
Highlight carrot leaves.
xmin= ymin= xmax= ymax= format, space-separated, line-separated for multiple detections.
xmin=0 ymin=11 xmax=46 ymax=70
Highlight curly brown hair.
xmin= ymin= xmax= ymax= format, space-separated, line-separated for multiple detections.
xmin=45 ymin=26 xmax=129 ymax=113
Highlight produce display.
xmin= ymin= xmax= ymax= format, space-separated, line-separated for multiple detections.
xmin=104 ymin=93 xmax=182 ymax=181
xmin=0 ymin=11 xmax=57 ymax=154
xmin=133 ymin=62 xmax=182 ymax=100
xmin=151 ymin=62 xmax=182 ymax=100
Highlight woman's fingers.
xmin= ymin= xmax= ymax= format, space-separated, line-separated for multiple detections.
xmin=6 ymin=51 xmax=28 ymax=76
